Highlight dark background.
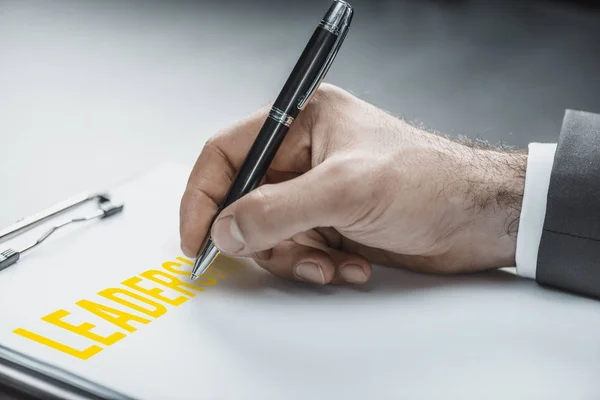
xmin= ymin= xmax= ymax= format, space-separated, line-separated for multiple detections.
xmin=1 ymin=0 xmax=600 ymax=398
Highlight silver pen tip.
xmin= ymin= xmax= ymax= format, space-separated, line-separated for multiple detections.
xmin=189 ymin=241 xmax=220 ymax=281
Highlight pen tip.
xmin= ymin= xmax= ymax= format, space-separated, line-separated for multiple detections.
xmin=190 ymin=240 xmax=219 ymax=281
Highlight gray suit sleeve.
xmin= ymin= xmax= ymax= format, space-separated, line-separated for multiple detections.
xmin=537 ymin=110 xmax=600 ymax=298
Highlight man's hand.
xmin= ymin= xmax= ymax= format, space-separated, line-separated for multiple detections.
xmin=180 ymin=84 xmax=526 ymax=285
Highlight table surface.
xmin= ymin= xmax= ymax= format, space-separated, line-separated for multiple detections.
xmin=1 ymin=0 xmax=600 ymax=398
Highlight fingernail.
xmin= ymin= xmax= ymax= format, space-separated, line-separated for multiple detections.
xmin=340 ymin=264 xmax=367 ymax=284
xmin=295 ymin=262 xmax=325 ymax=284
xmin=212 ymin=216 xmax=245 ymax=253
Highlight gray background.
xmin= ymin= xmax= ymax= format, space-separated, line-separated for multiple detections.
xmin=2 ymin=0 xmax=600 ymax=228
xmin=1 ymin=0 xmax=600 ymax=398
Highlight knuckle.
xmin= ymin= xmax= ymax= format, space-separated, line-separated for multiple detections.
xmin=315 ymin=83 xmax=346 ymax=100
xmin=304 ymin=84 xmax=348 ymax=120
xmin=296 ymin=85 xmax=357 ymax=153
xmin=202 ymin=137 xmax=227 ymax=163
xmin=203 ymin=135 xmax=221 ymax=151
xmin=203 ymin=126 xmax=235 ymax=155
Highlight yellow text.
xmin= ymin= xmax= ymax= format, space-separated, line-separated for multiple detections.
xmin=13 ymin=255 xmax=244 ymax=360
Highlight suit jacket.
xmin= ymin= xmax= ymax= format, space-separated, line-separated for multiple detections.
xmin=537 ymin=110 xmax=600 ymax=298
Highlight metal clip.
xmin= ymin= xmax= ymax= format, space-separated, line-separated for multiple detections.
xmin=0 ymin=192 xmax=124 ymax=272
xmin=297 ymin=1 xmax=354 ymax=110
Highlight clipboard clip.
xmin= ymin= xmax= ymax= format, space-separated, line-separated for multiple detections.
xmin=0 ymin=192 xmax=124 ymax=272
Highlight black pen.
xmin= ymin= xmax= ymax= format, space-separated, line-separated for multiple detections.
xmin=191 ymin=0 xmax=354 ymax=280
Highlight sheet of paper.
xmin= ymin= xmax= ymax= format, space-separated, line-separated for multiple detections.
xmin=1 ymin=163 xmax=600 ymax=399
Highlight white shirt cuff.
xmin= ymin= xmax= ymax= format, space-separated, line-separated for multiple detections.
xmin=515 ymin=143 xmax=557 ymax=280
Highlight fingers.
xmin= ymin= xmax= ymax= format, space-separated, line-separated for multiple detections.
xmin=210 ymin=159 xmax=360 ymax=256
xmin=327 ymin=246 xmax=372 ymax=284
xmin=179 ymin=106 xmax=312 ymax=257
xmin=291 ymin=229 xmax=373 ymax=284
xmin=252 ymin=238 xmax=372 ymax=285
xmin=257 ymin=240 xmax=336 ymax=284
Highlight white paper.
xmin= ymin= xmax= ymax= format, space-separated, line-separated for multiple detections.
xmin=2 ymin=163 xmax=600 ymax=400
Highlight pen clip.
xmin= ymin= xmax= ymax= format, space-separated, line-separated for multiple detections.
xmin=297 ymin=3 xmax=354 ymax=110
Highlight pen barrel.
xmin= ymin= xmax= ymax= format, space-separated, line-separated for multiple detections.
xmin=215 ymin=1 xmax=350 ymax=214
xmin=220 ymin=118 xmax=290 ymax=210
xmin=272 ymin=26 xmax=338 ymax=118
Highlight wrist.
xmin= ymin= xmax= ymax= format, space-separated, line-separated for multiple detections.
xmin=392 ymin=129 xmax=527 ymax=271
xmin=459 ymin=147 xmax=527 ymax=268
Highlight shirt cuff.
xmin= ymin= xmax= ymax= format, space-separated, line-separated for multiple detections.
xmin=515 ymin=143 xmax=557 ymax=279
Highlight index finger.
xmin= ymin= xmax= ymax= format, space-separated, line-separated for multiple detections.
xmin=179 ymin=105 xmax=312 ymax=257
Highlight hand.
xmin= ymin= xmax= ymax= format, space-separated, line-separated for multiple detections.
xmin=179 ymin=84 xmax=526 ymax=285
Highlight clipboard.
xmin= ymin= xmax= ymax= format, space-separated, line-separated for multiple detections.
xmin=0 ymin=191 xmax=130 ymax=399
xmin=5 ymin=163 xmax=590 ymax=400
xmin=0 ymin=163 xmax=259 ymax=400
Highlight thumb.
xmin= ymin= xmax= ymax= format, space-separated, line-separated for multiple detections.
xmin=210 ymin=160 xmax=359 ymax=255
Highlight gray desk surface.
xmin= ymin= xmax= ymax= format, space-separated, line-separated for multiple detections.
xmin=1 ymin=0 xmax=600 ymax=398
